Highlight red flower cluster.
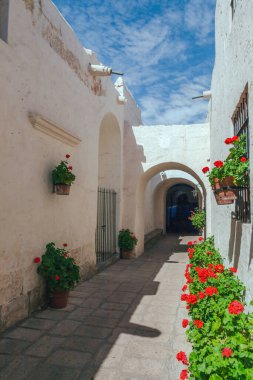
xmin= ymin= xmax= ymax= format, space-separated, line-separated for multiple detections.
xmin=187 ymin=248 xmax=195 ymax=254
xmin=55 ymin=275 xmax=60 ymax=281
xmin=187 ymin=241 xmax=193 ymax=246
xmin=188 ymin=253 xmax=194 ymax=259
xmin=185 ymin=264 xmax=194 ymax=284
xmin=228 ymin=300 xmax=244 ymax=315
xmin=194 ymin=320 xmax=204 ymax=329
xmin=214 ymin=160 xmax=223 ymax=168
xmin=198 ymin=291 xmax=206 ymax=299
xmin=224 ymin=136 xmax=238 ymax=144
xmin=176 ymin=351 xmax=188 ymax=365
xmin=230 ymin=267 xmax=237 ymax=273
xmin=214 ymin=264 xmax=224 ymax=273
xmin=198 ymin=237 xmax=204 ymax=241
xmin=182 ymin=319 xmax=189 ymax=328
xmin=180 ymin=369 xmax=189 ymax=380
xmin=202 ymin=166 xmax=209 ymax=174
xmin=195 ymin=266 xmax=217 ymax=283
xmin=182 ymin=284 xmax=188 ymax=292
xmin=205 ymin=286 xmax=218 ymax=296
xmin=222 ymin=347 xmax=233 ymax=358
xmin=181 ymin=294 xmax=198 ymax=305
xmin=240 ymin=157 xmax=247 ymax=162
xmin=34 ymin=257 xmax=41 ymax=264
xmin=66 ymin=154 xmax=70 ymax=159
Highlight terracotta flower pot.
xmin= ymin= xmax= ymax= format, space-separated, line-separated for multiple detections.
xmin=212 ymin=177 xmax=238 ymax=205
xmin=120 ymin=250 xmax=134 ymax=259
xmin=49 ymin=290 xmax=69 ymax=309
xmin=55 ymin=184 xmax=71 ymax=195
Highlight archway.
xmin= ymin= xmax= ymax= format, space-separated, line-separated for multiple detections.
xmin=135 ymin=162 xmax=207 ymax=255
xmin=96 ymin=113 xmax=122 ymax=264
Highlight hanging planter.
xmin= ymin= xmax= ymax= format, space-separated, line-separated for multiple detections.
xmin=212 ymin=177 xmax=238 ymax=205
xmin=52 ymin=154 xmax=75 ymax=195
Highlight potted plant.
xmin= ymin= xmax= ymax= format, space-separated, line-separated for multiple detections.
xmin=118 ymin=229 xmax=138 ymax=259
xmin=202 ymin=134 xmax=249 ymax=204
xmin=34 ymin=242 xmax=80 ymax=308
xmin=52 ymin=154 xmax=76 ymax=195
xmin=188 ymin=208 xmax=206 ymax=233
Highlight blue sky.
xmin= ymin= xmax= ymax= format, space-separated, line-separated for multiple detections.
xmin=53 ymin=0 xmax=216 ymax=125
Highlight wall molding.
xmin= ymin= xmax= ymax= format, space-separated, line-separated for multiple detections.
xmin=29 ymin=113 xmax=82 ymax=146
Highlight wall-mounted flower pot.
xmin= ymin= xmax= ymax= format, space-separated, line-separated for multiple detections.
xmin=212 ymin=176 xmax=238 ymax=205
xmin=54 ymin=184 xmax=71 ymax=195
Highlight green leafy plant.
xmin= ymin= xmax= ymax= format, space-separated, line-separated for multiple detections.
xmin=202 ymin=134 xmax=249 ymax=186
xmin=118 ymin=229 xmax=138 ymax=251
xmin=34 ymin=242 xmax=80 ymax=291
xmin=52 ymin=154 xmax=76 ymax=185
xmin=178 ymin=237 xmax=253 ymax=380
xmin=189 ymin=208 xmax=206 ymax=231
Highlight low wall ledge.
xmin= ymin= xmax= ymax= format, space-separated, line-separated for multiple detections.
xmin=29 ymin=113 xmax=82 ymax=146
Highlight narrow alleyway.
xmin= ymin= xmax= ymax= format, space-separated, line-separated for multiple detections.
xmin=0 ymin=235 xmax=192 ymax=380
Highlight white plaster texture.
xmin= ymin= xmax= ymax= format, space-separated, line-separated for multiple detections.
xmin=209 ymin=0 xmax=253 ymax=301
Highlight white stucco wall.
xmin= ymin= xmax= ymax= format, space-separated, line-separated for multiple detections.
xmin=123 ymin=123 xmax=211 ymax=254
xmin=0 ymin=0 xmax=135 ymax=330
xmin=210 ymin=0 xmax=253 ymax=300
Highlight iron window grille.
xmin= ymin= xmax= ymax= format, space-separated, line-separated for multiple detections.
xmin=232 ymin=83 xmax=251 ymax=223
xmin=0 ymin=0 xmax=9 ymax=42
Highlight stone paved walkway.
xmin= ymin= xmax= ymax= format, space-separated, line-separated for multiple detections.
xmin=0 ymin=234 xmax=193 ymax=380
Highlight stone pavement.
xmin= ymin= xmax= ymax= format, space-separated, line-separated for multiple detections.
xmin=0 ymin=234 xmax=193 ymax=380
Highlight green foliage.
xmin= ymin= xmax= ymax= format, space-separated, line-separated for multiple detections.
xmin=52 ymin=160 xmax=75 ymax=185
xmin=189 ymin=208 xmax=206 ymax=231
xmin=208 ymin=134 xmax=249 ymax=186
xmin=37 ymin=243 xmax=80 ymax=291
xmin=118 ymin=229 xmax=138 ymax=251
xmin=182 ymin=237 xmax=253 ymax=379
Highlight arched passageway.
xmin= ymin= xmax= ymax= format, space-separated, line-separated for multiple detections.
xmin=166 ymin=183 xmax=198 ymax=233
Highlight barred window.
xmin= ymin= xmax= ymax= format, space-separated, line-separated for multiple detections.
xmin=232 ymin=84 xmax=251 ymax=223
xmin=0 ymin=0 xmax=9 ymax=42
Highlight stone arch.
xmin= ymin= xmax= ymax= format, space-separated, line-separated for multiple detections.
xmin=135 ymin=162 xmax=207 ymax=254
xmin=153 ymin=177 xmax=203 ymax=234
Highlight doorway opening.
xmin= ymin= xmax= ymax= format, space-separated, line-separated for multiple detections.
xmin=166 ymin=184 xmax=198 ymax=233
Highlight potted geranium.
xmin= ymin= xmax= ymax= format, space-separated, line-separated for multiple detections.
xmin=34 ymin=242 xmax=80 ymax=308
xmin=52 ymin=154 xmax=75 ymax=195
xmin=202 ymin=134 xmax=249 ymax=204
xmin=188 ymin=208 xmax=206 ymax=233
xmin=118 ymin=229 xmax=138 ymax=259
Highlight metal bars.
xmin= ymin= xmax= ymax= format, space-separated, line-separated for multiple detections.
xmin=232 ymin=84 xmax=251 ymax=223
xmin=95 ymin=187 xmax=117 ymax=264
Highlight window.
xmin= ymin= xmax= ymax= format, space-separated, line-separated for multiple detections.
xmin=232 ymin=84 xmax=251 ymax=223
xmin=231 ymin=0 xmax=238 ymax=19
xmin=0 ymin=0 xmax=9 ymax=42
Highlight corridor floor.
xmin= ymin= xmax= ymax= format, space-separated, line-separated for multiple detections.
xmin=0 ymin=234 xmax=193 ymax=380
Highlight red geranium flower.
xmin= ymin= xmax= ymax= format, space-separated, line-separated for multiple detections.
xmin=63 ymin=243 xmax=68 ymax=247
xmin=193 ymin=240 xmax=197 ymax=244
xmin=68 ymin=166 xmax=73 ymax=170
xmin=182 ymin=319 xmax=189 ymax=328
xmin=55 ymin=275 xmax=60 ymax=281
xmin=187 ymin=294 xmax=198 ymax=305
xmin=206 ymin=251 xmax=213 ymax=255
xmin=230 ymin=267 xmax=237 ymax=273
xmin=180 ymin=369 xmax=189 ymax=380
xmin=198 ymin=237 xmax=204 ymax=241
xmin=187 ymin=241 xmax=193 ymax=246
xmin=188 ymin=253 xmax=194 ymax=259
xmin=202 ymin=166 xmax=209 ymax=174
xmin=194 ymin=320 xmax=204 ymax=329
xmin=181 ymin=294 xmax=188 ymax=301
xmin=205 ymin=286 xmax=218 ymax=296
xmin=182 ymin=285 xmax=187 ymax=292
xmin=34 ymin=257 xmax=41 ymax=264
xmin=240 ymin=157 xmax=247 ymax=162
xmin=198 ymin=291 xmax=206 ymax=299
xmin=224 ymin=137 xmax=232 ymax=144
xmin=187 ymin=248 xmax=195 ymax=254
xmin=231 ymin=135 xmax=239 ymax=142
xmin=222 ymin=347 xmax=233 ymax=358
xmin=215 ymin=264 xmax=224 ymax=273
xmin=214 ymin=160 xmax=223 ymax=168
xmin=228 ymin=300 xmax=244 ymax=314
xmin=65 ymin=154 xmax=70 ymax=159
xmin=176 ymin=351 xmax=188 ymax=365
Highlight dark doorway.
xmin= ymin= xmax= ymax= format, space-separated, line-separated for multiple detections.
xmin=166 ymin=184 xmax=198 ymax=233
